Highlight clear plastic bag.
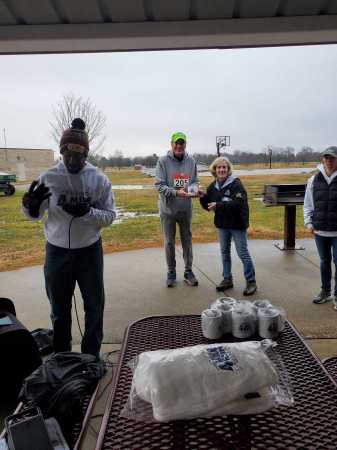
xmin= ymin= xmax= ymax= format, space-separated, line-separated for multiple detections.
xmin=206 ymin=298 xmax=287 ymax=340
xmin=121 ymin=339 xmax=293 ymax=422
xmin=210 ymin=297 xmax=237 ymax=311
xmin=231 ymin=302 xmax=257 ymax=338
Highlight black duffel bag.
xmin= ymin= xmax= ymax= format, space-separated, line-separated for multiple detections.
xmin=19 ymin=352 xmax=106 ymax=436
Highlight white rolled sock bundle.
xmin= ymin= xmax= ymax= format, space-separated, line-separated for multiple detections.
xmin=201 ymin=309 xmax=223 ymax=339
xmin=274 ymin=306 xmax=286 ymax=331
xmin=253 ymin=299 xmax=272 ymax=310
xmin=217 ymin=304 xmax=232 ymax=334
xmin=232 ymin=307 xmax=256 ymax=339
xmin=258 ymin=307 xmax=280 ymax=339
xmin=211 ymin=297 xmax=237 ymax=310
xmin=210 ymin=297 xmax=236 ymax=334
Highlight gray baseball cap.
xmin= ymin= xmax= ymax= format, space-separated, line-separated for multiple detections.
xmin=322 ymin=146 xmax=337 ymax=158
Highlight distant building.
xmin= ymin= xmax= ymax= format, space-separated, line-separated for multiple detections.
xmin=0 ymin=147 xmax=55 ymax=180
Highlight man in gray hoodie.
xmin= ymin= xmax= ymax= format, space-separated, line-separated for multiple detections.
xmin=155 ymin=132 xmax=199 ymax=287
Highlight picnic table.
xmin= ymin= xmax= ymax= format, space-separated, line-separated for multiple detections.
xmin=96 ymin=315 xmax=337 ymax=450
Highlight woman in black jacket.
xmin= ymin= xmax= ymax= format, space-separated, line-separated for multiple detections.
xmin=200 ymin=157 xmax=257 ymax=296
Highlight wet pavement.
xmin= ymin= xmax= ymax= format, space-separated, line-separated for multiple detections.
xmin=143 ymin=167 xmax=315 ymax=178
xmin=1 ymin=239 xmax=336 ymax=359
xmin=200 ymin=167 xmax=315 ymax=177
xmin=115 ymin=207 xmax=159 ymax=223
xmin=2 ymin=239 xmax=337 ymax=450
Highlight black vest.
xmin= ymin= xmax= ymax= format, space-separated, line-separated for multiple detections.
xmin=312 ymin=172 xmax=337 ymax=231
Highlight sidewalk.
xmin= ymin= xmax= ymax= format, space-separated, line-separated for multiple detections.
xmin=1 ymin=239 xmax=336 ymax=359
xmin=2 ymin=238 xmax=337 ymax=449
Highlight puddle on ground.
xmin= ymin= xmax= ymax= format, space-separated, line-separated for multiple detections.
xmin=115 ymin=208 xmax=159 ymax=224
xmin=112 ymin=185 xmax=153 ymax=190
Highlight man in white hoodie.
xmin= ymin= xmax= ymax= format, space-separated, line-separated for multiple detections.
xmin=304 ymin=146 xmax=337 ymax=308
xmin=22 ymin=118 xmax=116 ymax=357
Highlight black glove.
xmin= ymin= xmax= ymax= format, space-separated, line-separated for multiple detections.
xmin=22 ymin=180 xmax=51 ymax=218
xmin=62 ymin=202 xmax=91 ymax=217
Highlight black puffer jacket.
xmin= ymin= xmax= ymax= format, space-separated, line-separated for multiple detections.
xmin=200 ymin=178 xmax=249 ymax=230
xmin=312 ymin=172 xmax=337 ymax=231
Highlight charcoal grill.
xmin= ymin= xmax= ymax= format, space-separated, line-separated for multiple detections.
xmin=262 ymin=184 xmax=306 ymax=250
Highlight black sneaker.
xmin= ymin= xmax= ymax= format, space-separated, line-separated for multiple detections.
xmin=184 ymin=270 xmax=198 ymax=286
xmin=313 ymin=290 xmax=332 ymax=304
xmin=216 ymin=278 xmax=234 ymax=292
xmin=243 ymin=281 xmax=257 ymax=296
xmin=166 ymin=271 xmax=176 ymax=288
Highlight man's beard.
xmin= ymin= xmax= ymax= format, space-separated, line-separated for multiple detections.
xmin=174 ymin=154 xmax=184 ymax=161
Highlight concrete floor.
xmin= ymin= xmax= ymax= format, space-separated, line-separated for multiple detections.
xmin=1 ymin=239 xmax=337 ymax=449
xmin=1 ymin=238 xmax=337 ymax=357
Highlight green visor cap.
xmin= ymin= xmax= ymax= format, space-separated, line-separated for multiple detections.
xmin=171 ymin=132 xmax=187 ymax=143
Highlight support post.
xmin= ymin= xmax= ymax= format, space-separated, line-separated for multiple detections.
xmin=275 ymin=205 xmax=304 ymax=251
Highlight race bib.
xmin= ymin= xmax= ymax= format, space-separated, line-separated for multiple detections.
xmin=173 ymin=172 xmax=189 ymax=189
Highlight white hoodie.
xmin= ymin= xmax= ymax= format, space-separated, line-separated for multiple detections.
xmin=23 ymin=161 xmax=116 ymax=249
xmin=303 ymin=163 xmax=337 ymax=237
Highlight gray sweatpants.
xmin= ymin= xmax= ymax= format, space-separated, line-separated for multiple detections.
xmin=160 ymin=212 xmax=193 ymax=272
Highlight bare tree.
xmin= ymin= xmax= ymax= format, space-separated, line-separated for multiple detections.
xmin=50 ymin=93 xmax=107 ymax=154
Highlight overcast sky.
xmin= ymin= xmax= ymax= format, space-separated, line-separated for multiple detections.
xmin=0 ymin=44 xmax=336 ymax=157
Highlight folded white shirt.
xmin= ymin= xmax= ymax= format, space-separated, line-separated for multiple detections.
xmin=132 ymin=341 xmax=278 ymax=422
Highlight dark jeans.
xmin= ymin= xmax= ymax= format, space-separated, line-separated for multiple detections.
xmin=218 ymin=228 xmax=256 ymax=283
xmin=314 ymin=234 xmax=337 ymax=295
xmin=44 ymin=239 xmax=105 ymax=356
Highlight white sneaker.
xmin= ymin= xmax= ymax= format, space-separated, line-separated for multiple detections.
xmin=333 ymin=296 xmax=337 ymax=310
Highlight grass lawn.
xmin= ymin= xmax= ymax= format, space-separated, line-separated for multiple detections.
xmin=232 ymin=161 xmax=317 ymax=170
xmin=105 ymin=168 xmax=154 ymax=185
xmin=0 ymin=169 xmax=314 ymax=272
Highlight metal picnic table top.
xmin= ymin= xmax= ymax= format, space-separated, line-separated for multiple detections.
xmin=96 ymin=315 xmax=337 ymax=450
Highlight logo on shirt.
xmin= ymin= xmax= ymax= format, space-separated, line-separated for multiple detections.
xmin=57 ymin=190 xmax=92 ymax=206
xmin=207 ymin=346 xmax=238 ymax=371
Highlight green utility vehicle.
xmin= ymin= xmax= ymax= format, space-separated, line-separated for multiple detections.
xmin=0 ymin=172 xmax=16 ymax=196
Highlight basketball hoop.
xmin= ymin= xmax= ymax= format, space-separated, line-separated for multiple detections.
xmin=216 ymin=136 xmax=230 ymax=156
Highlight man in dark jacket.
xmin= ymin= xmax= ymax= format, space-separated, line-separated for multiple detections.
xmin=304 ymin=146 xmax=337 ymax=307
xmin=200 ymin=156 xmax=257 ymax=296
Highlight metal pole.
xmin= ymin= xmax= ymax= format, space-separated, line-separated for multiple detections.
xmin=3 ymin=128 xmax=8 ymax=161
xmin=268 ymin=148 xmax=272 ymax=169
xmin=275 ymin=204 xmax=304 ymax=251
xmin=284 ymin=205 xmax=296 ymax=249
